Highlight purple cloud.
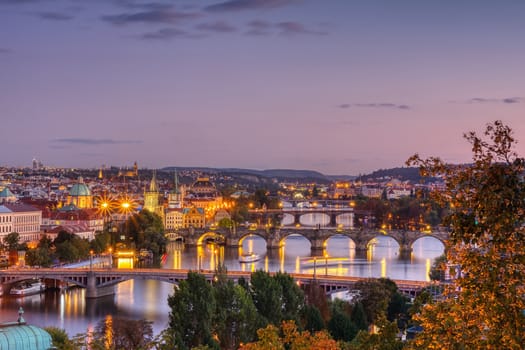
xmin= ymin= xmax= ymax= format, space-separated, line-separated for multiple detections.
xmin=102 ymin=9 xmax=199 ymax=25
xmin=140 ymin=27 xmax=203 ymax=40
xmin=38 ymin=12 xmax=74 ymax=21
xmin=53 ymin=138 xmax=142 ymax=145
xmin=196 ymin=21 xmax=236 ymax=33
xmin=205 ymin=0 xmax=297 ymax=12
xmin=0 ymin=48 xmax=11 ymax=54
xmin=339 ymin=103 xmax=410 ymax=110
xmin=277 ymin=21 xmax=327 ymax=35
xmin=468 ymin=97 xmax=522 ymax=104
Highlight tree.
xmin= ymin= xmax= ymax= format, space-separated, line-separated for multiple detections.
xmin=213 ymin=268 xmax=259 ymax=349
xmin=25 ymin=235 xmax=54 ymax=267
xmin=89 ymin=317 xmax=154 ymax=350
xmin=249 ymin=270 xmax=283 ymax=325
xmin=3 ymin=232 xmax=20 ymax=251
xmin=44 ymin=327 xmax=79 ymax=350
xmin=273 ymin=271 xmax=305 ymax=323
xmin=347 ymin=316 xmax=403 ymax=350
xmin=167 ymin=272 xmax=217 ymax=349
xmin=406 ymin=121 xmax=525 ymax=349
xmin=428 ymin=253 xmax=447 ymax=281
xmin=354 ymin=278 xmax=393 ymax=324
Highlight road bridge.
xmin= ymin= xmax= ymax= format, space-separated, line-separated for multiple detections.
xmin=0 ymin=267 xmax=432 ymax=299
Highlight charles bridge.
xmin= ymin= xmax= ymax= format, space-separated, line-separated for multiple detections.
xmin=166 ymin=226 xmax=449 ymax=257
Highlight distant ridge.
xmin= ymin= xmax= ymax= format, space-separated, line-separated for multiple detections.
xmin=162 ymin=167 xmax=330 ymax=181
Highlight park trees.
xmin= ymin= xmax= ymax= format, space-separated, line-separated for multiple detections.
xmin=406 ymin=121 xmax=525 ymax=349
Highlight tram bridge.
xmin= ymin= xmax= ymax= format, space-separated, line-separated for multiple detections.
xmin=0 ymin=267 xmax=432 ymax=299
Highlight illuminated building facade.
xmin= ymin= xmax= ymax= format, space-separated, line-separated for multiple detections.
xmin=0 ymin=203 xmax=41 ymax=243
xmin=143 ymin=171 xmax=164 ymax=218
xmin=67 ymin=177 xmax=93 ymax=209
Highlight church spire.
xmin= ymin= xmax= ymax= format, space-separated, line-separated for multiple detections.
xmin=173 ymin=170 xmax=180 ymax=194
xmin=149 ymin=170 xmax=158 ymax=192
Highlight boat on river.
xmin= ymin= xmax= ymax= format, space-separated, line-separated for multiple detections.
xmin=239 ymin=252 xmax=261 ymax=263
xmin=10 ymin=280 xmax=45 ymax=296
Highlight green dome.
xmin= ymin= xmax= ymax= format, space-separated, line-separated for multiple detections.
xmin=69 ymin=177 xmax=91 ymax=197
xmin=0 ymin=187 xmax=15 ymax=198
xmin=0 ymin=324 xmax=53 ymax=350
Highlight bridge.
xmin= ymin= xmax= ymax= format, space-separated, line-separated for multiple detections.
xmin=0 ymin=267 xmax=432 ymax=299
xmin=167 ymin=226 xmax=448 ymax=257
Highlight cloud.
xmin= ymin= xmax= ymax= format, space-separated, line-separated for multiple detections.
xmin=196 ymin=21 xmax=236 ymax=33
xmin=339 ymin=103 xmax=410 ymax=110
xmin=0 ymin=0 xmax=41 ymax=4
xmin=205 ymin=0 xmax=296 ymax=12
xmin=468 ymin=97 xmax=522 ymax=104
xmin=53 ymin=138 xmax=142 ymax=145
xmin=245 ymin=19 xmax=271 ymax=35
xmin=140 ymin=27 xmax=203 ymax=40
xmin=0 ymin=48 xmax=11 ymax=54
xmin=102 ymin=9 xmax=199 ymax=25
xmin=38 ymin=12 xmax=74 ymax=21
xmin=277 ymin=21 xmax=327 ymax=35
xmin=111 ymin=0 xmax=174 ymax=11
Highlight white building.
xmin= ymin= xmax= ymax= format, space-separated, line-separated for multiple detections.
xmin=0 ymin=203 xmax=42 ymax=243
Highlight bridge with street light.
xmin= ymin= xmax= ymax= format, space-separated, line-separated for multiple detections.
xmin=0 ymin=267 xmax=433 ymax=299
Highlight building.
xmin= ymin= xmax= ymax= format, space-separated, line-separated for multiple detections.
xmin=67 ymin=177 xmax=93 ymax=209
xmin=0 ymin=187 xmax=17 ymax=203
xmin=143 ymin=171 xmax=164 ymax=218
xmin=165 ymin=209 xmax=184 ymax=231
xmin=167 ymin=171 xmax=184 ymax=209
xmin=41 ymin=207 xmax=104 ymax=240
xmin=0 ymin=203 xmax=42 ymax=243
xmin=0 ymin=308 xmax=53 ymax=350
xmin=185 ymin=177 xmax=223 ymax=219
xmin=182 ymin=207 xmax=206 ymax=229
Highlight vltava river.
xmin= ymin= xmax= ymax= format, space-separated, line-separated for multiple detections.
xmin=0 ymin=235 xmax=444 ymax=337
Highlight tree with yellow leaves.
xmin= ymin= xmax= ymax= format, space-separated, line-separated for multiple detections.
xmin=406 ymin=121 xmax=525 ymax=349
xmin=239 ymin=320 xmax=340 ymax=350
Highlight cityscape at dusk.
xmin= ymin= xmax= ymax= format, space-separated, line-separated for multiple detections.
xmin=1 ymin=0 xmax=524 ymax=174
xmin=1 ymin=1 xmax=525 ymax=349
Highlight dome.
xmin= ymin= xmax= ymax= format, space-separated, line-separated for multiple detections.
xmin=69 ymin=177 xmax=91 ymax=197
xmin=0 ymin=187 xmax=15 ymax=198
xmin=0 ymin=324 xmax=53 ymax=350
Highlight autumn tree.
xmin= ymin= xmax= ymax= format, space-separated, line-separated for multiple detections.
xmin=89 ymin=316 xmax=154 ymax=350
xmin=406 ymin=121 xmax=525 ymax=349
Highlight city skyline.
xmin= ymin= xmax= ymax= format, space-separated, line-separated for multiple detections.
xmin=1 ymin=0 xmax=524 ymax=175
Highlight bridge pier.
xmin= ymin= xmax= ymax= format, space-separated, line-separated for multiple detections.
xmin=399 ymin=244 xmax=413 ymax=259
xmin=86 ymin=272 xmax=115 ymax=299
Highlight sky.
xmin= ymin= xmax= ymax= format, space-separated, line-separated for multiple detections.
xmin=1 ymin=0 xmax=524 ymax=175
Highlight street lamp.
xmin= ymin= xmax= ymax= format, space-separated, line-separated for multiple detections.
xmin=89 ymin=250 xmax=94 ymax=270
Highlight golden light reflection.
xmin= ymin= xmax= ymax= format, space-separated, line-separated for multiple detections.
xmin=105 ymin=315 xmax=113 ymax=349
xmin=197 ymin=245 xmax=204 ymax=271
xmin=381 ymin=257 xmax=387 ymax=278
xmin=248 ymin=239 xmax=253 ymax=253
xmin=264 ymin=256 xmax=269 ymax=272
xmin=279 ymin=245 xmax=285 ymax=272
xmin=295 ymin=256 xmax=300 ymax=273
xmin=172 ymin=249 xmax=182 ymax=269
xmin=425 ymin=258 xmax=431 ymax=282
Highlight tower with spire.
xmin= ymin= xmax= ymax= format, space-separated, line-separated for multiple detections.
xmin=168 ymin=171 xmax=184 ymax=209
xmin=143 ymin=170 xmax=163 ymax=218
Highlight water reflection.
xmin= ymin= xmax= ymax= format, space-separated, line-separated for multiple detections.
xmin=0 ymin=234 xmax=444 ymax=338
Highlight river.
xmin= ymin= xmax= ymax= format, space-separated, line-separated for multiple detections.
xmin=0 ymin=234 xmax=444 ymax=337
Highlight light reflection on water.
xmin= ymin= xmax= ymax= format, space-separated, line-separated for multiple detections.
xmin=0 ymin=234 xmax=444 ymax=337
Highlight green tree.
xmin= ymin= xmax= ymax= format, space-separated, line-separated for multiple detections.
xmin=90 ymin=231 xmax=111 ymax=254
xmin=302 ymin=305 xmax=325 ymax=333
xmin=249 ymin=270 xmax=283 ymax=325
xmin=3 ymin=232 xmax=20 ymax=251
xmin=350 ymin=301 xmax=368 ymax=331
xmin=328 ymin=309 xmax=357 ymax=342
xmin=167 ymin=272 xmax=217 ymax=349
xmin=25 ymin=235 xmax=54 ymax=267
xmin=124 ymin=210 xmax=165 ymax=254
xmin=273 ymin=271 xmax=305 ymax=323
xmin=213 ymin=269 xmax=259 ymax=349
xmin=44 ymin=327 xmax=79 ymax=350
xmin=354 ymin=278 xmax=392 ymax=324
xmin=406 ymin=121 xmax=525 ymax=349
xmin=347 ymin=316 xmax=403 ymax=350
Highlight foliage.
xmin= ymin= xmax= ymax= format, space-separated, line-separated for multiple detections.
xmin=90 ymin=231 xmax=112 ymax=254
xmin=327 ymin=308 xmax=357 ymax=342
xmin=212 ymin=267 xmax=259 ymax=350
xmin=3 ymin=232 xmax=20 ymax=251
xmin=406 ymin=121 xmax=525 ymax=349
xmin=428 ymin=254 xmax=447 ymax=281
xmin=123 ymin=209 xmax=166 ymax=254
xmin=240 ymin=320 xmax=340 ymax=350
xmin=167 ymin=272 xmax=217 ymax=349
xmin=304 ymin=280 xmax=331 ymax=322
xmin=249 ymin=270 xmax=283 ymax=325
xmin=273 ymin=271 xmax=305 ymax=323
xmin=53 ymin=231 xmax=90 ymax=263
xmin=44 ymin=327 xmax=79 ymax=350
xmin=350 ymin=301 xmax=368 ymax=331
xmin=354 ymin=278 xmax=393 ymax=324
xmin=25 ymin=235 xmax=54 ymax=267
xmin=347 ymin=316 xmax=403 ymax=350
xmin=302 ymin=305 xmax=325 ymax=332
xmin=89 ymin=316 xmax=154 ymax=350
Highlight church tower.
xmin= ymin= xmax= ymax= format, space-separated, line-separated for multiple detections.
xmin=143 ymin=170 xmax=163 ymax=218
xmin=168 ymin=171 xmax=184 ymax=209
